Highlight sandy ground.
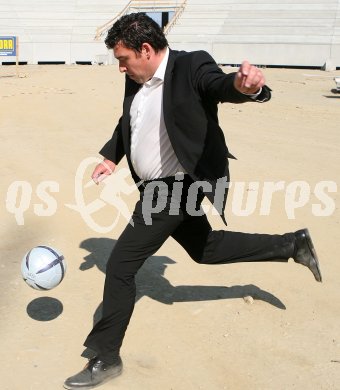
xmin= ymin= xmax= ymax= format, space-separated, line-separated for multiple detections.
xmin=0 ymin=63 xmax=339 ymax=390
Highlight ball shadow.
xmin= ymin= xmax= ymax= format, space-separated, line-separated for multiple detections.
xmin=26 ymin=297 xmax=63 ymax=321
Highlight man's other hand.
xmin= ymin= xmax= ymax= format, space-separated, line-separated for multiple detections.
xmin=91 ymin=159 xmax=116 ymax=184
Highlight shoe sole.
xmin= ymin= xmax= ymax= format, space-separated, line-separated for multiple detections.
xmin=63 ymin=366 xmax=123 ymax=390
xmin=304 ymin=229 xmax=322 ymax=282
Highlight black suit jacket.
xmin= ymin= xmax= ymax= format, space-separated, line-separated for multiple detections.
xmin=100 ymin=49 xmax=271 ymax=224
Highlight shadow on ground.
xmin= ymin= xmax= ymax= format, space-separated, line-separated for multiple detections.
xmin=27 ymin=297 xmax=63 ymax=321
xmin=79 ymin=237 xmax=286 ymax=324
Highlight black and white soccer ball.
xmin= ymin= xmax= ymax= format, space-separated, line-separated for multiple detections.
xmin=21 ymin=246 xmax=66 ymax=290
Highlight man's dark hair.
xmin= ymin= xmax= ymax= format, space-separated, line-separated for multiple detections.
xmin=105 ymin=12 xmax=168 ymax=53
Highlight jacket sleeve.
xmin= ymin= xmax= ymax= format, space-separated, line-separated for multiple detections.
xmin=190 ymin=51 xmax=271 ymax=104
xmin=99 ymin=116 xmax=125 ymax=164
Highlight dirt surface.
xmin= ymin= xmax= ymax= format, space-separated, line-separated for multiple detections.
xmin=1 ymin=64 xmax=339 ymax=390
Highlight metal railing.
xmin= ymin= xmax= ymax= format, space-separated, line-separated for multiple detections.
xmin=94 ymin=0 xmax=187 ymax=40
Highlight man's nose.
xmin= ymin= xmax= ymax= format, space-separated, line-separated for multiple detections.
xmin=119 ymin=65 xmax=127 ymax=73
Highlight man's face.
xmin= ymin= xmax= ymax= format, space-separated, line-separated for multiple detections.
xmin=113 ymin=42 xmax=150 ymax=84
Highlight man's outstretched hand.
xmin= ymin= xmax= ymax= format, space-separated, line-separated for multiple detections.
xmin=91 ymin=159 xmax=116 ymax=184
xmin=234 ymin=60 xmax=266 ymax=95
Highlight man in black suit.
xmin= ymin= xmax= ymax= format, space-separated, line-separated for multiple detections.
xmin=64 ymin=13 xmax=322 ymax=390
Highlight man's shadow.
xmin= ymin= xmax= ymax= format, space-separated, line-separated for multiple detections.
xmin=79 ymin=237 xmax=285 ymax=357
xmin=80 ymin=237 xmax=286 ymax=317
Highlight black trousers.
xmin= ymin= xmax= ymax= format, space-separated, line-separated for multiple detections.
xmin=84 ymin=176 xmax=294 ymax=363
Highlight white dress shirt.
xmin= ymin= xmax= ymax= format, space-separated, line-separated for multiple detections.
xmin=130 ymin=48 xmax=185 ymax=180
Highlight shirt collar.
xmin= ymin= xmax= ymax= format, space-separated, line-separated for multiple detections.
xmin=145 ymin=47 xmax=169 ymax=86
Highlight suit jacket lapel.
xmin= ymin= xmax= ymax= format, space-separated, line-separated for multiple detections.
xmin=122 ymin=77 xmax=140 ymax=158
xmin=163 ymin=49 xmax=177 ymax=132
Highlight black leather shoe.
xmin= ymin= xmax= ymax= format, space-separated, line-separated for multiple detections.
xmin=63 ymin=356 xmax=122 ymax=389
xmin=293 ymin=229 xmax=322 ymax=282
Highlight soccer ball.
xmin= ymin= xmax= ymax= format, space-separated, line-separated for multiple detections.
xmin=21 ymin=246 xmax=66 ymax=290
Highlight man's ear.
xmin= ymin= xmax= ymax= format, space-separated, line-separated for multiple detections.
xmin=141 ymin=43 xmax=152 ymax=59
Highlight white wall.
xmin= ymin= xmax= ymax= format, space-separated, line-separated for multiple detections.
xmin=1 ymin=0 xmax=339 ymax=66
xmin=167 ymin=0 xmax=340 ymax=67
xmin=0 ymin=0 xmax=127 ymax=64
